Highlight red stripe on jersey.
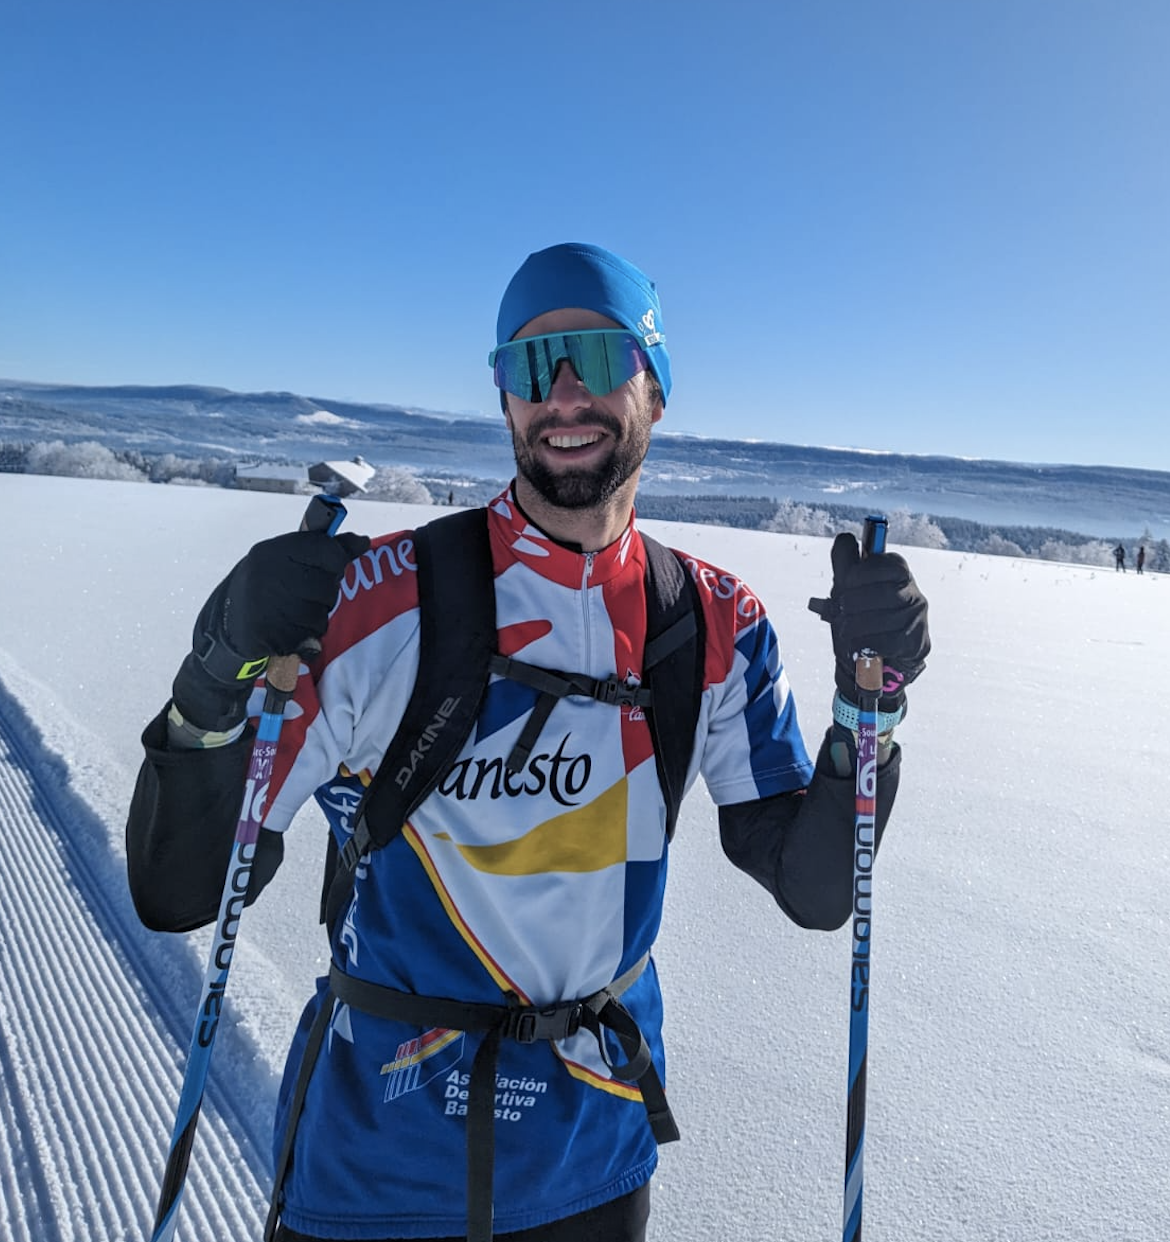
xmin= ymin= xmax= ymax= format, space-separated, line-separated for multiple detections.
xmin=498 ymin=620 xmax=553 ymax=657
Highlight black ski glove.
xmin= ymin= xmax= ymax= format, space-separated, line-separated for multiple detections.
xmin=808 ymin=531 xmax=930 ymax=715
xmin=172 ymin=528 xmax=370 ymax=730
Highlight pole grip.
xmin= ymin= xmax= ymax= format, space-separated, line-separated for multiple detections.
xmin=854 ymin=515 xmax=887 ymax=699
xmin=265 ymin=494 xmax=347 ymax=695
xmin=862 ymin=514 xmax=888 ymax=557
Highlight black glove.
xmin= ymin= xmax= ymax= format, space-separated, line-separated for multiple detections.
xmin=172 ymin=528 xmax=370 ymax=730
xmin=808 ymin=532 xmax=930 ymax=715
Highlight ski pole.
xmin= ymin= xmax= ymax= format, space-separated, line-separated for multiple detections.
xmin=842 ymin=513 xmax=887 ymax=1242
xmin=150 ymin=494 xmax=346 ymax=1242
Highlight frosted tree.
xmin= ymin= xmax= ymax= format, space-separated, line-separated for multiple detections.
xmin=886 ymin=509 xmax=949 ymax=550
xmin=1036 ymin=538 xmax=1113 ymax=566
xmin=762 ymin=498 xmax=842 ymax=538
xmin=975 ymin=533 xmax=1026 ymax=558
xmin=363 ymin=466 xmax=434 ymax=505
xmin=26 ymin=440 xmax=146 ymax=483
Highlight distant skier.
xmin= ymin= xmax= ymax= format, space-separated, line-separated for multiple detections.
xmin=1136 ymin=545 xmax=1146 ymax=574
xmin=1114 ymin=544 xmax=1126 ymax=572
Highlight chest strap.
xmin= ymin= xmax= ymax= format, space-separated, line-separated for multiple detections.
xmin=266 ymin=955 xmax=677 ymax=1242
xmin=487 ymin=654 xmax=654 ymax=775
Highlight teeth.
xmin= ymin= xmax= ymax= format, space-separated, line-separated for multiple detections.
xmin=548 ymin=433 xmax=602 ymax=449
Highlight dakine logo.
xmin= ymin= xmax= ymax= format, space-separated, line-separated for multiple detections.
xmin=395 ymin=696 xmax=462 ymax=789
xmin=639 ymin=309 xmax=664 ymax=347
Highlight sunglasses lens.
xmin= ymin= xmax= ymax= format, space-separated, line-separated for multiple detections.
xmin=491 ymin=331 xmax=650 ymax=401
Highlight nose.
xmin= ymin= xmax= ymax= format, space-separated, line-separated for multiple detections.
xmin=544 ymin=359 xmax=591 ymax=412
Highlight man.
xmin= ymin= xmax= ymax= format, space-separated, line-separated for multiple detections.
xmin=127 ymin=242 xmax=930 ymax=1242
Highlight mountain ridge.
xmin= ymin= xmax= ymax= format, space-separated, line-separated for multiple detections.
xmin=2 ymin=378 xmax=1167 ymax=539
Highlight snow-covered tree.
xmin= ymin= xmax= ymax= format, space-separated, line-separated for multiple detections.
xmin=1036 ymin=538 xmax=1113 ymax=566
xmin=26 ymin=440 xmax=146 ymax=482
xmin=363 ymin=466 xmax=434 ymax=505
xmin=762 ymin=498 xmax=843 ymax=538
xmin=886 ymin=509 xmax=949 ymax=550
xmin=975 ymin=533 xmax=1026 ymax=558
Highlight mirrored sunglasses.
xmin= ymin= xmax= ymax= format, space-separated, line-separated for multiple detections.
xmin=489 ymin=330 xmax=653 ymax=403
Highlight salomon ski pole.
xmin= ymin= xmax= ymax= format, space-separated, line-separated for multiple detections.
xmin=842 ymin=513 xmax=887 ymax=1242
xmin=150 ymin=494 xmax=346 ymax=1242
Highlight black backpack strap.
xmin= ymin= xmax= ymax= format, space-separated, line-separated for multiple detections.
xmin=640 ymin=536 xmax=705 ymax=840
xmin=487 ymin=654 xmax=654 ymax=773
xmin=322 ymin=507 xmax=496 ymax=931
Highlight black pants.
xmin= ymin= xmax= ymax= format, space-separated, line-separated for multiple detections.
xmin=274 ymin=1182 xmax=650 ymax=1242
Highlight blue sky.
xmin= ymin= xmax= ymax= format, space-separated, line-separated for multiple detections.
xmin=3 ymin=1 xmax=1168 ymax=470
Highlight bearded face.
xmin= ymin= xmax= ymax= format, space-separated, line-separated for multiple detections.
xmin=509 ymin=387 xmax=657 ymax=510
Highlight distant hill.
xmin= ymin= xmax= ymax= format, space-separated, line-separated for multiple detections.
xmin=2 ymin=379 xmax=1168 ymax=539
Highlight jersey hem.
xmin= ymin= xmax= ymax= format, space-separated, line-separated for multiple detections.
xmin=278 ymin=1153 xmax=657 ymax=1239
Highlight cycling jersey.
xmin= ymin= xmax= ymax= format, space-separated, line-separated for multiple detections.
xmin=255 ymin=489 xmax=815 ymax=1239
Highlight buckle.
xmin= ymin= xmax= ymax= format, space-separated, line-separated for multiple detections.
xmin=503 ymin=1003 xmax=583 ymax=1044
xmin=511 ymin=1010 xmax=538 ymax=1043
xmin=339 ymin=826 xmax=370 ymax=873
xmin=597 ymin=680 xmax=641 ymax=708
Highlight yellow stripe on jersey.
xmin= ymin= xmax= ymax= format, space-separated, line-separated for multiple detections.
xmin=433 ymin=777 xmax=628 ymax=875
xmin=403 ymin=823 xmax=529 ymax=1000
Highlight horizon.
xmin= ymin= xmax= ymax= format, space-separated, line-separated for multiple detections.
xmin=2 ymin=3 xmax=1168 ymax=472
xmin=6 ymin=373 xmax=1170 ymax=482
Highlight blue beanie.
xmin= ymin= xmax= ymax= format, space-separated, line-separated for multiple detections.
xmin=496 ymin=242 xmax=672 ymax=402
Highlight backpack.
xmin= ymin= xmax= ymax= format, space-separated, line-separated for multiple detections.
xmin=319 ymin=505 xmax=707 ymax=933
xmin=270 ymin=506 xmax=705 ymax=1242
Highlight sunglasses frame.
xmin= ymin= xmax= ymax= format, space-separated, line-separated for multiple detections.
xmin=489 ymin=329 xmax=656 ymax=403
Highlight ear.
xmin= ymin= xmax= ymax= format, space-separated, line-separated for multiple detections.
xmin=500 ymin=390 xmax=513 ymax=429
xmin=649 ymin=383 xmax=665 ymax=426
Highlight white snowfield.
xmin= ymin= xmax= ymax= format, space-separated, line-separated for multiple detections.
xmin=0 ymin=473 xmax=1166 ymax=1242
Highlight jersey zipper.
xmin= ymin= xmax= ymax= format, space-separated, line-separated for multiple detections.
xmin=581 ymin=553 xmax=595 ymax=660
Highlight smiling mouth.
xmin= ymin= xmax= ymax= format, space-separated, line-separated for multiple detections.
xmin=546 ymin=432 xmax=604 ymax=450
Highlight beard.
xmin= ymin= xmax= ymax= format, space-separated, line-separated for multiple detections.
xmin=511 ymin=401 xmax=655 ymax=511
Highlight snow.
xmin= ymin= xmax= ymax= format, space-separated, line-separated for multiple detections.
xmin=294 ymin=412 xmax=359 ymax=428
xmin=1 ymin=472 xmax=1167 ymax=1241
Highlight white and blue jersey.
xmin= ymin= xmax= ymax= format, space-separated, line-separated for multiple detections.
xmin=257 ymin=489 xmax=813 ymax=1239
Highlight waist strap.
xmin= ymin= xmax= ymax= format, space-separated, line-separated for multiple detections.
xmin=267 ymin=955 xmax=677 ymax=1242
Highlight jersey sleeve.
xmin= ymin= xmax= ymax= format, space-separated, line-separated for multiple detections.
xmin=260 ymin=531 xmax=423 ymax=833
xmin=686 ymin=557 xmax=815 ymax=806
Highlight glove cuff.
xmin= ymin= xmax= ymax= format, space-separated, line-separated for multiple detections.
xmin=193 ymin=627 xmax=271 ymax=687
xmin=172 ymin=652 xmax=252 ymax=733
xmin=166 ymin=703 xmax=248 ymax=750
xmin=832 ymin=690 xmax=905 ymax=736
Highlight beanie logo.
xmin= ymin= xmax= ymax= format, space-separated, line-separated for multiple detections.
xmin=639 ymin=309 xmax=664 ymax=347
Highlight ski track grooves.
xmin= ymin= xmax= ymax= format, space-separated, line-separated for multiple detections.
xmin=0 ymin=702 xmax=268 ymax=1241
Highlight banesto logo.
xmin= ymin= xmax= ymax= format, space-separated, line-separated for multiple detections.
xmin=395 ymin=696 xmax=462 ymax=790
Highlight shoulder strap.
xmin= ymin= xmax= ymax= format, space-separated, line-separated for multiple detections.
xmin=640 ymin=535 xmax=705 ymax=841
xmin=322 ymin=518 xmax=706 ymax=930
xmin=322 ymin=507 xmax=495 ymax=928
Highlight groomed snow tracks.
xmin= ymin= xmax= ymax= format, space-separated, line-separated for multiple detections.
xmin=0 ymin=705 xmax=268 ymax=1241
